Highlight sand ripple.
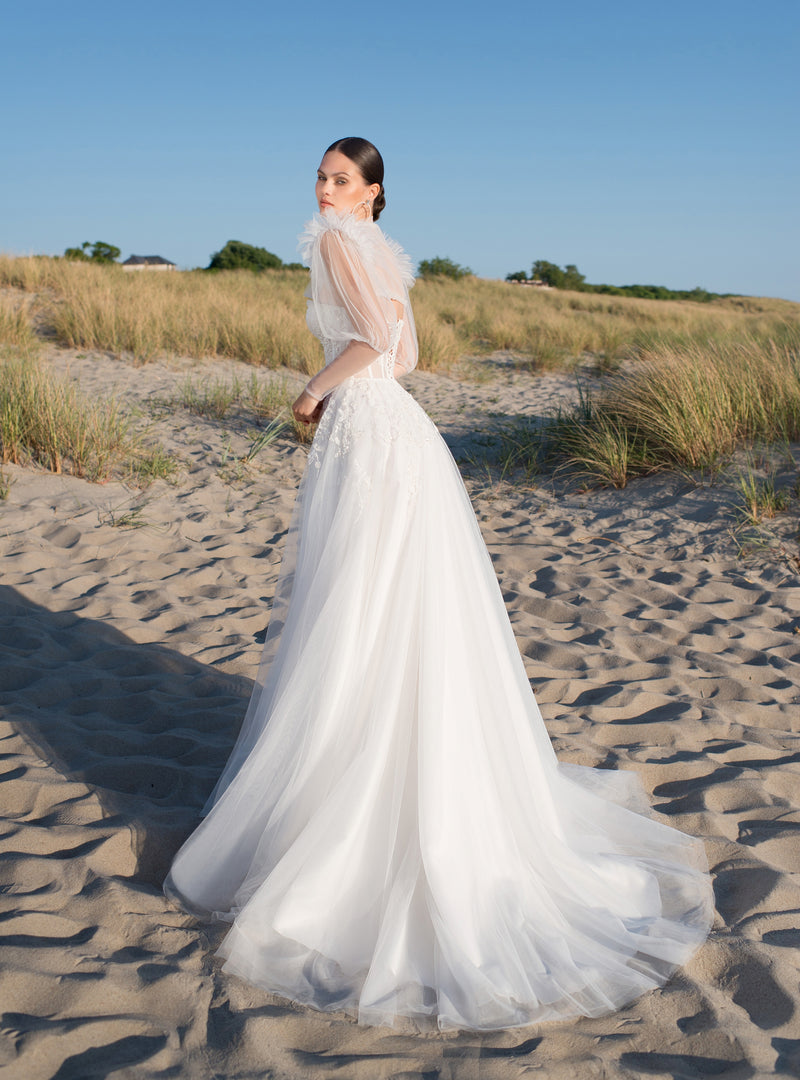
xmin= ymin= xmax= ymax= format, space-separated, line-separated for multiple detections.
xmin=1 ymin=349 xmax=799 ymax=1078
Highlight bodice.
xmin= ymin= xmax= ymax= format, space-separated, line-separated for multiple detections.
xmin=321 ymin=318 xmax=405 ymax=382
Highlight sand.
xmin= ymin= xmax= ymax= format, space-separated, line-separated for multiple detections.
xmin=1 ymin=346 xmax=799 ymax=1079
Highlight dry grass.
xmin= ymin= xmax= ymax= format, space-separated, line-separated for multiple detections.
xmin=418 ymin=276 xmax=798 ymax=373
xmin=3 ymin=254 xmax=798 ymax=377
xmin=413 ymin=276 xmax=800 ymax=372
xmin=545 ymin=336 xmax=800 ymax=487
xmin=0 ymin=256 xmax=319 ymax=368
xmin=60 ymin=265 xmax=320 ymax=369
xmin=0 ymin=351 xmax=171 ymax=482
xmin=168 ymin=369 xmax=315 ymax=444
xmin=0 ymin=292 xmax=40 ymax=353
xmin=3 ymin=254 xmax=800 ymax=486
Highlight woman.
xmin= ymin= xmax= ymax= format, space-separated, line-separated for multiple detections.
xmin=164 ymin=137 xmax=715 ymax=1033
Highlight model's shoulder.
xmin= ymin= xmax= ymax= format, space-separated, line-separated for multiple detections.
xmin=375 ymin=228 xmax=416 ymax=290
xmin=298 ymin=213 xmax=415 ymax=288
xmin=298 ymin=211 xmax=375 ymax=263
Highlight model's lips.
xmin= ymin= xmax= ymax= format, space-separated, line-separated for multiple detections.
xmin=320 ymin=201 xmax=333 ymax=208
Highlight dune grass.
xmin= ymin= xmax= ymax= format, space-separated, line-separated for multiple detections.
xmin=0 ymin=292 xmax=40 ymax=353
xmin=174 ymin=370 xmax=291 ymax=421
xmin=169 ymin=369 xmax=314 ymax=443
xmin=411 ymin=275 xmax=800 ymax=373
xmin=0 ymin=257 xmax=327 ymax=370
xmin=2 ymin=254 xmax=798 ymax=377
xmin=0 ymin=351 xmax=172 ymax=483
xmin=58 ymin=265 xmax=321 ymax=370
xmin=734 ymin=467 xmax=792 ymax=526
xmin=542 ymin=336 xmax=800 ymax=487
xmin=2 ymin=255 xmax=799 ymax=488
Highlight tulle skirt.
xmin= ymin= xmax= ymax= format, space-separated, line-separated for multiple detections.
xmin=164 ymin=375 xmax=714 ymax=1032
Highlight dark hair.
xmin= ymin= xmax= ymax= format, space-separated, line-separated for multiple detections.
xmin=325 ymin=136 xmax=386 ymax=221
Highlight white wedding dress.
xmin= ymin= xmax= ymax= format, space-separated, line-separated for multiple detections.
xmin=164 ymin=210 xmax=714 ymax=1032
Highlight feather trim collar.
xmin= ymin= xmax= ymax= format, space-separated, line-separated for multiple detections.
xmin=298 ymin=210 xmax=415 ymax=289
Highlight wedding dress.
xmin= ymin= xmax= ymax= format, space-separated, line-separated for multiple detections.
xmin=163 ymin=209 xmax=715 ymax=1032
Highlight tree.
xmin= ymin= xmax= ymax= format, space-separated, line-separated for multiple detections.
xmin=531 ymin=260 xmax=565 ymax=288
xmin=505 ymin=270 xmax=528 ymax=282
xmin=64 ymin=243 xmax=90 ymax=261
xmin=64 ymin=240 xmax=120 ymax=263
xmin=207 ymin=240 xmax=283 ymax=272
xmin=90 ymin=241 xmax=121 ymax=264
xmin=527 ymin=260 xmax=586 ymax=291
xmin=417 ymin=256 xmax=472 ymax=280
xmin=562 ymin=264 xmax=586 ymax=291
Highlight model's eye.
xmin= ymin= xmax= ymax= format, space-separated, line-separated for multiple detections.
xmin=336 ymin=178 xmax=347 ymax=185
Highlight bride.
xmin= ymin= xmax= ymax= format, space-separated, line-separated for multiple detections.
xmin=164 ymin=136 xmax=715 ymax=1033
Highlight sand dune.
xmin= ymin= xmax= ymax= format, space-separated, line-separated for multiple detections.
xmin=1 ymin=347 xmax=799 ymax=1078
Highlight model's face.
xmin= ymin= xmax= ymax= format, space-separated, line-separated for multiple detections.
xmin=316 ymin=150 xmax=380 ymax=217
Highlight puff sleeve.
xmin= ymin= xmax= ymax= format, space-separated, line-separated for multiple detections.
xmin=308 ymin=227 xmax=394 ymax=355
xmin=302 ymin=223 xmax=396 ymax=400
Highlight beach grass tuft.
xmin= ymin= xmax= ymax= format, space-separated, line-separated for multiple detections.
xmin=0 ymin=351 xmax=169 ymax=482
xmin=734 ymin=467 xmax=792 ymax=526
xmin=544 ymin=336 xmax=800 ymax=487
xmin=0 ymin=293 xmax=40 ymax=353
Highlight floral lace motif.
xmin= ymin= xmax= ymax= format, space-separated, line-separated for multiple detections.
xmin=307 ymin=375 xmax=440 ymax=516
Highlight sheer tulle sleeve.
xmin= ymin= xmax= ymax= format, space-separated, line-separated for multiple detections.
xmin=299 ymin=213 xmax=419 ymax=399
xmin=307 ymin=227 xmax=394 ymax=356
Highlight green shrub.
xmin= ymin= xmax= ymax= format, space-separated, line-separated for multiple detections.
xmin=208 ymin=240 xmax=283 ymax=272
xmin=417 ymin=256 xmax=473 ymax=280
xmin=64 ymin=241 xmax=120 ymax=263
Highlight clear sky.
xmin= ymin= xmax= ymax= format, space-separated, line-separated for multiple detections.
xmin=2 ymin=0 xmax=798 ymax=299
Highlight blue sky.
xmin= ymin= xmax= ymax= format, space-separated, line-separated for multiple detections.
xmin=2 ymin=0 xmax=798 ymax=299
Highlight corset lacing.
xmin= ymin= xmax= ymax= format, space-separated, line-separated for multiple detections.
xmin=322 ymin=319 xmax=405 ymax=382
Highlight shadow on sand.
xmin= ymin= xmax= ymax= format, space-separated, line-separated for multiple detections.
xmin=0 ymin=584 xmax=253 ymax=884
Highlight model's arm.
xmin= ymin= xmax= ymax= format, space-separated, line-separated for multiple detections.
xmin=304 ymin=296 xmax=407 ymax=400
xmin=306 ymin=229 xmax=393 ymax=394
xmin=303 ymin=340 xmax=381 ymax=401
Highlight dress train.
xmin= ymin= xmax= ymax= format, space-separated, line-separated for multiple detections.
xmin=164 ymin=374 xmax=714 ymax=1032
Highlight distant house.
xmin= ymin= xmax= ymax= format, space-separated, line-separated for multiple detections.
xmin=508 ymin=278 xmax=553 ymax=289
xmin=122 ymin=255 xmax=176 ymax=272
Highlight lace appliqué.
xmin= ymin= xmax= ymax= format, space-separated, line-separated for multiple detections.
xmin=306 ymin=371 xmax=439 ymax=517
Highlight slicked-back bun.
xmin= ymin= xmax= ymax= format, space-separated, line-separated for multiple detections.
xmin=325 ymin=136 xmax=386 ymax=220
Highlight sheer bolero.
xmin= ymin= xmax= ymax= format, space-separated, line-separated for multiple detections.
xmin=298 ymin=210 xmax=418 ymax=383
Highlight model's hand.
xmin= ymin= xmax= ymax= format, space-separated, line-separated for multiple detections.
xmin=292 ymin=390 xmax=324 ymax=425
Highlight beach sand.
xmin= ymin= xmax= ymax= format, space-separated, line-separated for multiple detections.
xmin=1 ymin=347 xmax=799 ymax=1079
